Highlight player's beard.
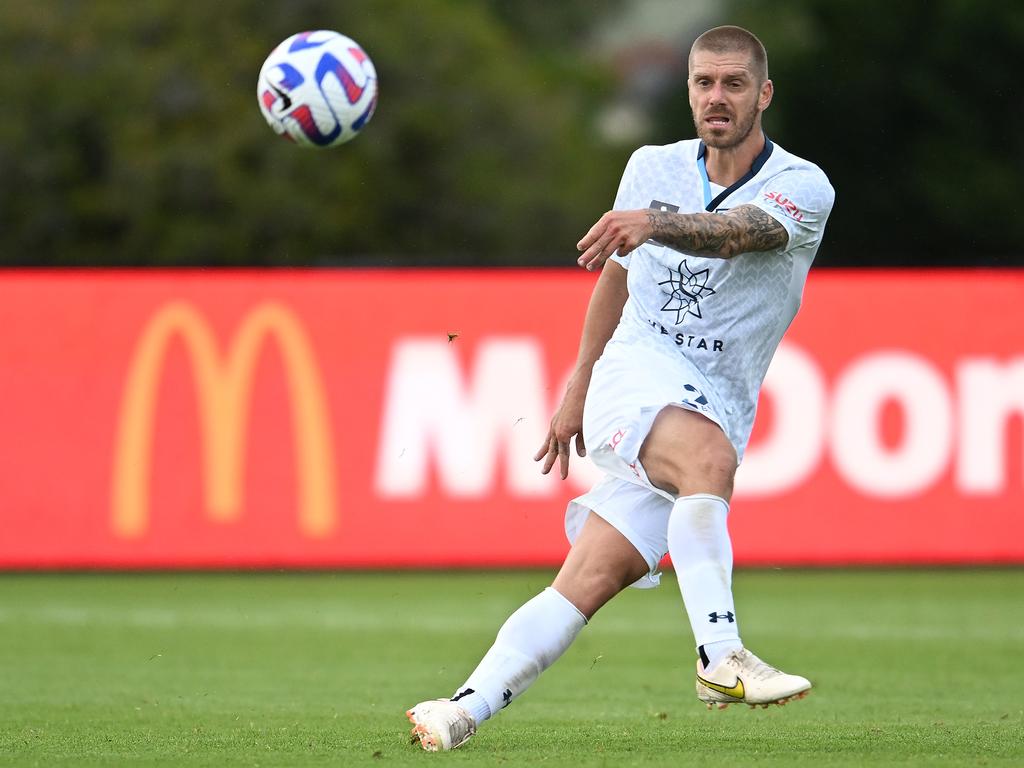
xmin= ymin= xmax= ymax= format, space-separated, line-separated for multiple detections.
xmin=694 ymin=101 xmax=759 ymax=150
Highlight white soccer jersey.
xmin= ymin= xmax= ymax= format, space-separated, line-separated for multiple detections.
xmin=607 ymin=137 xmax=834 ymax=458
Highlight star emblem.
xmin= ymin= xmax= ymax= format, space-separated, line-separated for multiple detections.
xmin=659 ymin=260 xmax=717 ymax=324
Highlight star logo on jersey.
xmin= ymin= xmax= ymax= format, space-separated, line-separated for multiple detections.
xmin=658 ymin=260 xmax=717 ymax=325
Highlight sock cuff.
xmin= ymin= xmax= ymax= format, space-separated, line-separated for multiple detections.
xmin=451 ymin=690 xmax=492 ymax=724
xmin=543 ymin=586 xmax=589 ymax=625
xmin=673 ymin=493 xmax=730 ymax=513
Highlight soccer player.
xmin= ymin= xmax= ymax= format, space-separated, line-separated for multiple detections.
xmin=407 ymin=25 xmax=835 ymax=751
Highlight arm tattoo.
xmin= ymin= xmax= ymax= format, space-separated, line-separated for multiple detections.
xmin=726 ymin=204 xmax=790 ymax=254
xmin=646 ymin=204 xmax=789 ymax=259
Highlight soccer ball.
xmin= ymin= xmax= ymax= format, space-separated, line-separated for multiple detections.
xmin=257 ymin=30 xmax=378 ymax=148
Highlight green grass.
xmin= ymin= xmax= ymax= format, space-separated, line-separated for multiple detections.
xmin=1 ymin=570 xmax=1022 ymax=766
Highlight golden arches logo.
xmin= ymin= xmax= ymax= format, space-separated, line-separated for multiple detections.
xmin=111 ymin=300 xmax=336 ymax=539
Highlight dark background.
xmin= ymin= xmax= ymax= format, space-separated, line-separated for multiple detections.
xmin=2 ymin=0 xmax=1020 ymax=268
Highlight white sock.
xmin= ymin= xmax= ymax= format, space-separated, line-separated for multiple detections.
xmin=699 ymin=638 xmax=742 ymax=671
xmin=452 ymin=587 xmax=587 ymax=722
xmin=667 ymin=494 xmax=742 ymax=667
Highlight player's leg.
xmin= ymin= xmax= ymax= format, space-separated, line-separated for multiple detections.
xmin=640 ymin=404 xmax=741 ymax=666
xmin=639 ymin=405 xmax=810 ymax=707
xmin=551 ymin=508 xmax=653 ymax=618
xmin=453 ymin=512 xmax=648 ymax=714
xmin=407 ymin=511 xmax=648 ymax=751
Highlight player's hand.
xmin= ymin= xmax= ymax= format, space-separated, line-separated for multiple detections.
xmin=576 ymin=210 xmax=653 ymax=271
xmin=533 ymin=382 xmax=588 ymax=480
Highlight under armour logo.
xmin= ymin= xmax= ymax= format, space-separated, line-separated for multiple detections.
xmin=708 ymin=611 xmax=735 ymax=623
xmin=502 ymin=689 xmax=512 ymax=707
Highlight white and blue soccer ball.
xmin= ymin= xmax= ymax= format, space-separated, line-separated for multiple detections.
xmin=257 ymin=30 xmax=378 ymax=148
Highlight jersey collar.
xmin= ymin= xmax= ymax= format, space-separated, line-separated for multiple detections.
xmin=697 ymin=135 xmax=774 ymax=212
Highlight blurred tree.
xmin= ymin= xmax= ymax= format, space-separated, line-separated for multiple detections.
xmin=0 ymin=0 xmax=626 ymax=266
xmin=657 ymin=0 xmax=1024 ymax=266
xmin=481 ymin=0 xmax=620 ymax=49
xmin=3 ymin=1 xmax=1021 ymax=267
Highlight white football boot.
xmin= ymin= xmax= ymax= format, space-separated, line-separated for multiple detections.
xmin=695 ymin=648 xmax=811 ymax=709
xmin=406 ymin=699 xmax=477 ymax=751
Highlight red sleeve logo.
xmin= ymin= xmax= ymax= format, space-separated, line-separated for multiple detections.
xmin=763 ymin=191 xmax=804 ymax=222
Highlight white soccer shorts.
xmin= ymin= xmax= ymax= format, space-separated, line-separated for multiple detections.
xmin=565 ymin=338 xmax=730 ymax=588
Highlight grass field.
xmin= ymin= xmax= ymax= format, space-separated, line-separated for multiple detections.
xmin=1 ymin=570 xmax=1022 ymax=767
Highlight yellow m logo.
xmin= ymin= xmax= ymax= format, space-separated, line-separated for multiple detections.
xmin=111 ymin=301 xmax=336 ymax=539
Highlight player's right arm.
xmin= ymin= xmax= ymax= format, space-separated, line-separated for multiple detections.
xmin=577 ymin=167 xmax=835 ymax=269
xmin=576 ymin=205 xmax=788 ymax=269
xmin=534 ymin=260 xmax=628 ymax=479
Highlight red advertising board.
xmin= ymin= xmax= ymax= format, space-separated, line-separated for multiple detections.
xmin=0 ymin=269 xmax=1021 ymax=568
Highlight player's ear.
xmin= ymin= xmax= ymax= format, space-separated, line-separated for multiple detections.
xmin=758 ymin=79 xmax=774 ymax=112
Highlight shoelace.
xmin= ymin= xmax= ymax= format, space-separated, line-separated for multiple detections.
xmin=730 ymin=650 xmax=781 ymax=681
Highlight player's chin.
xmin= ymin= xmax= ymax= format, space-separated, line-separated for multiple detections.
xmin=698 ymin=126 xmax=736 ymax=148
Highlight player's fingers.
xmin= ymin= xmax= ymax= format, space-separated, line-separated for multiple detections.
xmin=539 ymin=438 xmax=559 ymax=474
xmin=581 ymin=253 xmax=609 ymax=272
xmin=577 ymin=252 xmax=599 ymax=271
xmin=542 ymin=452 xmax=559 ymax=475
xmin=614 ymin=236 xmax=640 ymax=258
xmin=535 ymin=425 xmax=559 ymax=462
xmin=576 ymin=216 xmax=608 ymax=252
xmin=590 ymin=233 xmax=618 ymax=260
xmin=557 ymin=441 xmax=570 ymax=479
xmin=533 ymin=438 xmax=551 ymax=462
xmin=577 ymin=234 xmax=616 ymax=271
xmin=575 ymin=433 xmax=587 ymax=457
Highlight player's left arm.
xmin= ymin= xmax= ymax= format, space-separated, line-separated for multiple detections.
xmin=576 ymin=204 xmax=787 ymax=270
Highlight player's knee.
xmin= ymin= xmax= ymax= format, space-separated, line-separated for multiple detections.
xmin=696 ymin=441 xmax=738 ymax=480
xmin=553 ymin=562 xmax=631 ymax=619
xmin=683 ymin=441 xmax=737 ymax=495
xmin=655 ymin=440 xmax=736 ymax=499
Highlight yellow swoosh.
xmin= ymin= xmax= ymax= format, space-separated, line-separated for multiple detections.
xmin=696 ymin=673 xmax=745 ymax=699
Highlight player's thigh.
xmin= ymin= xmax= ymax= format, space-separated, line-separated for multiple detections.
xmin=638 ymin=405 xmax=738 ymax=500
xmin=552 ymin=512 xmax=650 ymax=620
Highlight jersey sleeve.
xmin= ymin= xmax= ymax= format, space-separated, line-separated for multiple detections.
xmin=751 ymin=168 xmax=835 ymax=252
xmin=608 ymin=148 xmax=645 ymax=270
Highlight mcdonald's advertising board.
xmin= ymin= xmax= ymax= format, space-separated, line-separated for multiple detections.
xmin=1 ymin=269 xmax=1022 ymax=569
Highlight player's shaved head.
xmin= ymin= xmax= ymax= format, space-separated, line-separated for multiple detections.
xmin=689 ymin=26 xmax=768 ymax=83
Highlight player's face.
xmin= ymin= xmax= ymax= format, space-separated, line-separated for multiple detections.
xmin=688 ymin=51 xmax=772 ymax=149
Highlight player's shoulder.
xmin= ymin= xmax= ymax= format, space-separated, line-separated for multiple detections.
xmin=624 ymin=139 xmax=700 ymax=172
xmin=760 ymin=141 xmax=835 ymax=210
xmin=764 ymin=142 xmax=834 ymax=191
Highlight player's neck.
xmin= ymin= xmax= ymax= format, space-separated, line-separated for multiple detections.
xmin=704 ymin=129 xmax=766 ymax=187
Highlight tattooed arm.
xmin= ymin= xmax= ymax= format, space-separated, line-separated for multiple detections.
xmin=576 ymin=204 xmax=789 ymax=271
xmin=649 ymin=204 xmax=789 ymax=258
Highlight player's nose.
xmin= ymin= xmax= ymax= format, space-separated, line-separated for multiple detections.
xmin=707 ymin=83 xmax=726 ymax=102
